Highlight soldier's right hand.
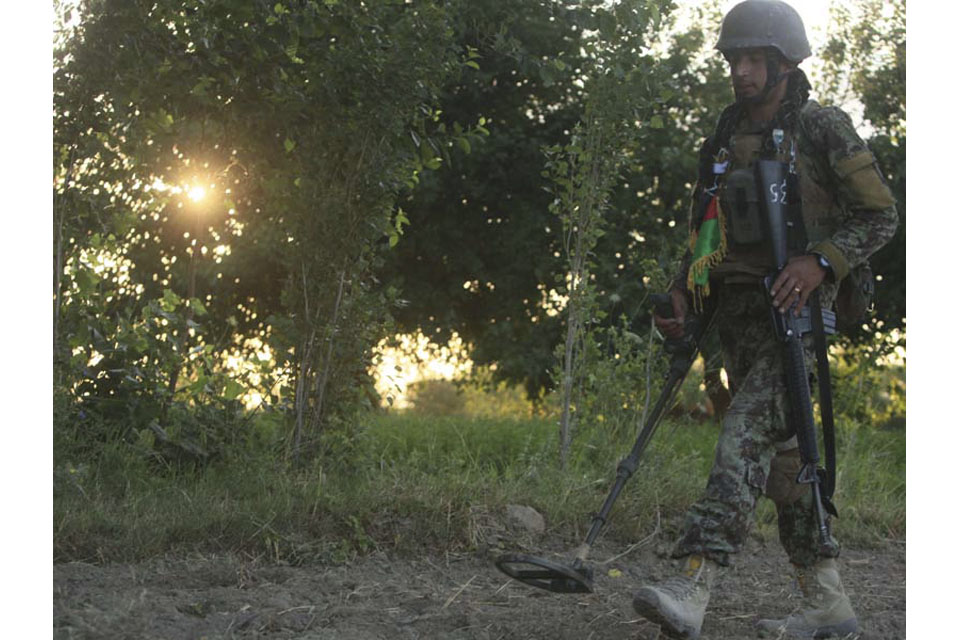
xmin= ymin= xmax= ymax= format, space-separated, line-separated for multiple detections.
xmin=654 ymin=288 xmax=688 ymax=339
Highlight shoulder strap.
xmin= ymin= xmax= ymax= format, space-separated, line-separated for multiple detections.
xmin=796 ymin=99 xmax=829 ymax=156
xmin=810 ymin=290 xmax=838 ymax=509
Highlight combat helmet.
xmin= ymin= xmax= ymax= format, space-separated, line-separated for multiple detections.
xmin=716 ymin=0 xmax=811 ymax=63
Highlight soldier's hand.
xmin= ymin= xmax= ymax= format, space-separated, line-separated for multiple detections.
xmin=770 ymin=255 xmax=827 ymax=316
xmin=654 ymin=288 xmax=688 ymax=339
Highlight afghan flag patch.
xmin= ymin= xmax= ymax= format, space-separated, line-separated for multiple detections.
xmin=686 ymin=194 xmax=728 ymax=310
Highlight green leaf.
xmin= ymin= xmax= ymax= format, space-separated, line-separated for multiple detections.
xmin=539 ymin=64 xmax=555 ymax=87
xmin=75 ymin=268 xmax=100 ymax=294
xmin=189 ymin=298 xmax=208 ymax=316
xmin=395 ymin=208 xmax=410 ymax=230
xmin=419 ymin=139 xmax=435 ymax=164
xmin=284 ymin=138 xmax=296 ymax=153
xmin=161 ymin=289 xmax=182 ymax=312
xmin=597 ymin=10 xmax=618 ymax=40
xmin=650 ymin=115 xmax=665 ymax=129
xmin=464 ymin=61 xmax=480 ymax=70
xmin=286 ymin=49 xmax=304 ymax=64
xmin=224 ymin=379 xmax=245 ymax=400
xmin=137 ymin=429 xmax=155 ymax=449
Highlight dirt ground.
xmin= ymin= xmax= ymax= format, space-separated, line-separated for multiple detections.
xmin=53 ymin=533 xmax=905 ymax=640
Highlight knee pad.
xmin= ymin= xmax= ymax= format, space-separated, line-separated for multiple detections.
xmin=764 ymin=448 xmax=808 ymax=506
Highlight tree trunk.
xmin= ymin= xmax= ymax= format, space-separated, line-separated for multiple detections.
xmin=292 ymin=330 xmax=315 ymax=461
xmin=558 ymin=294 xmax=579 ymax=469
xmin=308 ymin=266 xmax=348 ymax=438
xmin=53 ymin=150 xmax=75 ymax=368
xmin=53 ymin=196 xmax=66 ymax=361
xmin=557 ymin=122 xmax=604 ymax=470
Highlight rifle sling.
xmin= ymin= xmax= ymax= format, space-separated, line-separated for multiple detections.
xmin=783 ymin=159 xmax=837 ymax=505
xmin=809 ymin=290 xmax=837 ymax=502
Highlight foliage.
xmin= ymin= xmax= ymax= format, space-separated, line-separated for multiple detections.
xmin=819 ymin=0 xmax=906 ymax=138
xmin=403 ymin=369 xmax=537 ymax=419
xmin=377 ymin=0 xmax=587 ymax=398
xmin=544 ymin=0 xmax=732 ymax=464
xmin=54 ymin=0 xmax=482 ymax=457
xmin=569 ymin=257 xmax=674 ymax=437
xmin=53 ymin=0 xmax=907 ymax=489
xmin=406 ymin=379 xmax=467 ymax=416
xmin=817 ymin=0 xmax=906 ymax=344
xmin=54 ymin=412 xmax=904 ymax=563
xmin=379 ymin=0 xmax=733 ymax=399
xmin=831 ymin=344 xmax=906 ymax=428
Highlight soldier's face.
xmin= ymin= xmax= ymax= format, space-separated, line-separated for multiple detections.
xmin=726 ymin=48 xmax=769 ymax=100
xmin=726 ymin=48 xmax=793 ymax=104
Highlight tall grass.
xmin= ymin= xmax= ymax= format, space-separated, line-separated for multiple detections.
xmin=54 ymin=411 xmax=905 ymax=563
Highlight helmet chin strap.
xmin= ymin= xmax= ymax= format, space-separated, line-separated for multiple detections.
xmin=737 ymin=51 xmax=793 ymax=106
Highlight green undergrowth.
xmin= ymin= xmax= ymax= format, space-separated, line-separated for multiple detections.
xmin=54 ymin=412 xmax=905 ymax=564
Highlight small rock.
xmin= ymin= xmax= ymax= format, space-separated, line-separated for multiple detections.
xmin=505 ymin=504 xmax=545 ymax=535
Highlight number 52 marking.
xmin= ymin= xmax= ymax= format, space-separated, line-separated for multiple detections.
xmin=769 ymin=179 xmax=788 ymax=205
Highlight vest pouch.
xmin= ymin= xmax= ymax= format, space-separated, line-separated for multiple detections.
xmin=835 ymin=262 xmax=875 ymax=335
xmin=722 ymin=167 xmax=764 ymax=246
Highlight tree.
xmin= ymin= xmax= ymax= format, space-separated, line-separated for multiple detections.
xmin=378 ymin=0 xmax=582 ymax=398
xmin=54 ymin=0 xmax=478 ymax=456
xmin=379 ymin=0 xmax=733 ymax=399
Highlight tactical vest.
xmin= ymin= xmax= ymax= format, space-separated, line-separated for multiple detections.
xmin=709 ymin=100 xmax=886 ymax=281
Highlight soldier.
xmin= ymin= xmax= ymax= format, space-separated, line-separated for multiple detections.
xmin=635 ymin=1 xmax=898 ymax=638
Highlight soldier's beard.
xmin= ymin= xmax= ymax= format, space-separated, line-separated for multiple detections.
xmin=735 ymin=85 xmax=771 ymax=105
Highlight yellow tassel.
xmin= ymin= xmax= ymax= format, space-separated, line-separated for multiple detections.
xmin=685 ymin=198 xmax=729 ymax=313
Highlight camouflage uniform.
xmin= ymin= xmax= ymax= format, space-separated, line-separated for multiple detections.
xmin=670 ymin=100 xmax=898 ymax=568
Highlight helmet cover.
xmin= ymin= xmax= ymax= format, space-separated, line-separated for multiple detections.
xmin=716 ymin=0 xmax=811 ymax=62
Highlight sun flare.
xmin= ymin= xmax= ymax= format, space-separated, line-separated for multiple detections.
xmin=188 ymin=185 xmax=207 ymax=202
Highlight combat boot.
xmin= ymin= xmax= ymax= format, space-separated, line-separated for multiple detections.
xmin=632 ymin=554 xmax=717 ymax=639
xmin=757 ymin=558 xmax=858 ymax=638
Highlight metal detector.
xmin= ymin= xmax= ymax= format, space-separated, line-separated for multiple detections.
xmin=495 ymin=293 xmax=716 ymax=594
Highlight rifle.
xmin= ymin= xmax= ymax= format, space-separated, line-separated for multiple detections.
xmin=757 ymin=159 xmax=839 ymax=556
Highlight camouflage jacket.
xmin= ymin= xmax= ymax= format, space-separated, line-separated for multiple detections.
xmin=673 ymin=99 xmax=898 ymax=288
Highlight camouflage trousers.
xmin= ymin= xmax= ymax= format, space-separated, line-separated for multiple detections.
xmin=672 ymin=282 xmax=840 ymax=568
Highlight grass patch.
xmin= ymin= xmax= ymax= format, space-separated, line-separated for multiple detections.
xmin=54 ymin=412 xmax=905 ymax=563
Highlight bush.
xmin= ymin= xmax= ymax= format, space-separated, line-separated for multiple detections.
xmin=407 ymin=379 xmax=466 ymax=416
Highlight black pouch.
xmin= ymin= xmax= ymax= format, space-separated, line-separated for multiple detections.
xmin=722 ymin=168 xmax=764 ymax=246
xmin=836 ymin=262 xmax=875 ymax=335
